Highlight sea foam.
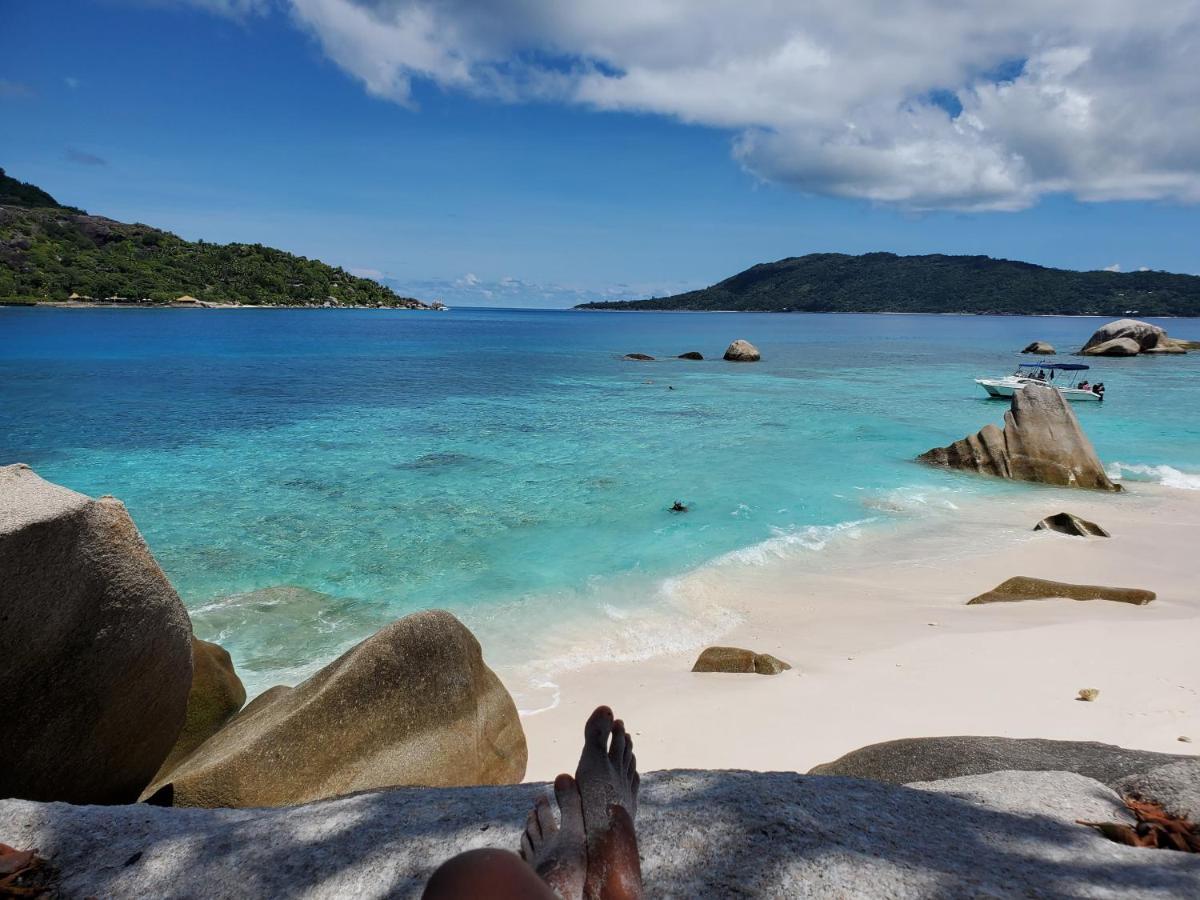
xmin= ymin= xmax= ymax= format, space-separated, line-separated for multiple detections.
xmin=1107 ymin=462 xmax=1200 ymax=491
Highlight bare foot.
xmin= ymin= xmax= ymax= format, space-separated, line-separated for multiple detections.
xmin=519 ymin=773 xmax=587 ymax=899
xmin=575 ymin=706 xmax=643 ymax=900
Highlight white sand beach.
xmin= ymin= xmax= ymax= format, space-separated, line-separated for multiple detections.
xmin=521 ymin=481 xmax=1200 ymax=780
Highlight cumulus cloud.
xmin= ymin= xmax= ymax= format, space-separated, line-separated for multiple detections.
xmin=387 ymin=273 xmax=695 ymax=308
xmin=195 ymin=0 xmax=1200 ymax=211
xmin=1103 ymin=263 xmax=1121 ymax=272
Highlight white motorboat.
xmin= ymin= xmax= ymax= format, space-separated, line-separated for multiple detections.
xmin=975 ymin=362 xmax=1105 ymax=402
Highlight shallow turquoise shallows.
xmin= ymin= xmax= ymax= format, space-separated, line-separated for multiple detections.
xmin=3 ymin=307 xmax=1198 ymax=704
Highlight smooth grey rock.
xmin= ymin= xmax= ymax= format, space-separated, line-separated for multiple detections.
xmin=808 ymin=736 xmax=1194 ymax=789
xmin=677 ymin=351 xmax=704 ymax=360
xmin=1115 ymin=760 xmax=1200 ymax=821
xmin=0 ymin=464 xmax=193 ymax=805
xmin=1084 ymin=336 xmax=1143 ymax=356
xmin=623 ymin=353 xmax=655 ymax=361
xmin=918 ymin=383 xmax=1121 ymax=491
xmin=1081 ymin=318 xmax=1174 ymax=355
xmin=2 ymin=769 xmax=1197 ymax=898
xmin=723 ymin=339 xmax=760 ymax=361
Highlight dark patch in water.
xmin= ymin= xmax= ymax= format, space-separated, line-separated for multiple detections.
xmin=397 ymin=451 xmax=480 ymax=471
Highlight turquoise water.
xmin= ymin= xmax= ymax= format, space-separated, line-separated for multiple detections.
xmin=3 ymin=307 xmax=1199 ymax=704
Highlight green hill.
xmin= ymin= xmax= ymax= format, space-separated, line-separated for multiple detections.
xmin=576 ymin=252 xmax=1200 ymax=317
xmin=0 ymin=167 xmax=426 ymax=307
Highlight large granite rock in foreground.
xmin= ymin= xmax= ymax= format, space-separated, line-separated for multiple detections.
xmin=0 ymin=464 xmax=193 ymax=805
xmin=154 ymin=638 xmax=247 ymax=783
xmin=918 ymin=383 xmax=1121 ymax=490
xmin=3 ymin=769 xmax=1197 ymax=898
xmin=143 ymin=610 xmax=527 ymax=808
xmin=1081 ymin=318 xmax=1199 ymax=355
xmin=809 ymin=736 xmax=1194 ymax=789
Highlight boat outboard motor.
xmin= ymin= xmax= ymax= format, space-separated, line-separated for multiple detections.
xmin=1094 ymin=382 xmax=1105 ymax=400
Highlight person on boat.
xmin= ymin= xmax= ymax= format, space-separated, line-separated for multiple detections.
xmin=422 ymin=706 xmax=643 ymax=900
xmin=1079 ymin=380 xmax=1090 ymax=391
xmin=1036 ymin=369 xmax=1046 ymax=380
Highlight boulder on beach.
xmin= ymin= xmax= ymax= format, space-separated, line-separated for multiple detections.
xmin=142 ymin=609 xmax=527 ymax=808
xmin=723 ymin=339 xmax=760 ymax=362
xmin=623 ymin=353 xmax=655 ymax=361
xmin=1081 ymin=318 xmax=1194 ymax=355
xmin=918 ymin=383 xmax=1121 ymax=491
xmin=1021 ymin=341 xmax=1055 ymax=354
xmin=0 ymin=464 xmax=193 ymax=805
xmin=808 ymin=736 xmax=1194 ymax=789
xmin=966 ymin=576 xmax=1155 ymax=606
xmin=692 ymin=646 xmax=791 ymax=675
xmin=678 ymin=351 xmax=704 ymax=360
xmin=6 ymin=769 xmax=1199 ymax=898
xmin=153 ymin=638 xmax=247 ymax=783
xmin=1033 ymin=511 xmax=1110 ymax=537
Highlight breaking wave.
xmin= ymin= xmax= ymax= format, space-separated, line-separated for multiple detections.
xmin=1107 ymin=462 xmax=1200 ymax=491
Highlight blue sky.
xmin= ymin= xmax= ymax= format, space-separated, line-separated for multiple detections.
xmin=3 ymin=1 xmax=1198 ymax=307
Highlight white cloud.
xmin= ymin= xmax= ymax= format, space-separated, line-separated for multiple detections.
xmin=1103 ymin=263 xmax=1121 ymax=272
xmin=387 ymin=273 xmax=697 ymax=308
xmin=194 ymin=0 xmax=1200 ymax=211
xmin=64 ymin=77 xmax=81 ymax=89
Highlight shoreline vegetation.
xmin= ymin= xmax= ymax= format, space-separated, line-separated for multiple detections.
xmin=576 ymin=252 xmax=1200 ymax=317
xmin=0 ymin=168 xmax=438 ymax=310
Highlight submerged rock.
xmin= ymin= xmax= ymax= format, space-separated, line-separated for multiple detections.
xmin=918 ymin=383 xmax=1121 ymax=491
xmin=5 ymin=769 xmax=1198 ymax=898
xmin=723 ymin=339 xmax=760 ymax=362
xmin=1021 ymin=341 xmax=1055 ymax=354
xmin=966 ymin=576 xmax=1155 ymax=606
xmin=1081 ymin=318 xmax=1194 ymax=355
xmin=692 ymin=646 xmax=791 ymax=675
xmin=154 ymin=638 xmax=247 ymax=783
xmin=808 ymin=736 xmax=1193 ymax=789
xmin=142 ymin=610 xmax=527 ymax=808
xmin=0 ymin=464 xmax=193 ymax=805
xmin=678 ymin=351 xmax=704 ymax=360
xmin=1033 ymin=511 xmax=1110 ymax=537
xmin=623 ymin=353 xmax=655 ymax=361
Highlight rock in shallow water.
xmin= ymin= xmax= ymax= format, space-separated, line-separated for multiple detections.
xmin=723 ymin=339 xmax=760 ymax=361
xmin=967 ymin=576 xmax=1155 ymax=606
xmin=142 ymin=609 xmax=527 ymax=808
xmin=677 ymin=351 xmax=704 ymax=360
xmin=4 ymin=769 xmax=1197 ymax=898
xmin=918 ymin=383 xmax=1121 ymax=491
xmin=1022 ymin=341 xmax=1056 ymax=354
xmin=0 ymin=464 xmax=193 ymax=805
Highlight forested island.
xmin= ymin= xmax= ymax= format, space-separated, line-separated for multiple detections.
xmin=0 ymin=168 xmax=428 ymax=308
xmin=577 ymin=253 xmax=1200 ymax=317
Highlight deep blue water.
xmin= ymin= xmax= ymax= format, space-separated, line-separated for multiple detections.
xmin=3 ymin=307 xmax=1198 ymax=702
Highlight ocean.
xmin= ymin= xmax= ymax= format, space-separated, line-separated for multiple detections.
xmin=3 ymin=306 xmax=1198 ymax=708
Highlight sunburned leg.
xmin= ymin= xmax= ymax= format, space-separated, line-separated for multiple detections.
xmin=421 ymin=848 xmax=558 ymax=900
xmin=575 ymin=706 xmax=643 ymax=900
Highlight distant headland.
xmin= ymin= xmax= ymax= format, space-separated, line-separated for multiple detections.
xmin=0 ymin=167 xmax=433 ymax=309
xmin=576 ymin=252 xmax=1200 ymax=317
